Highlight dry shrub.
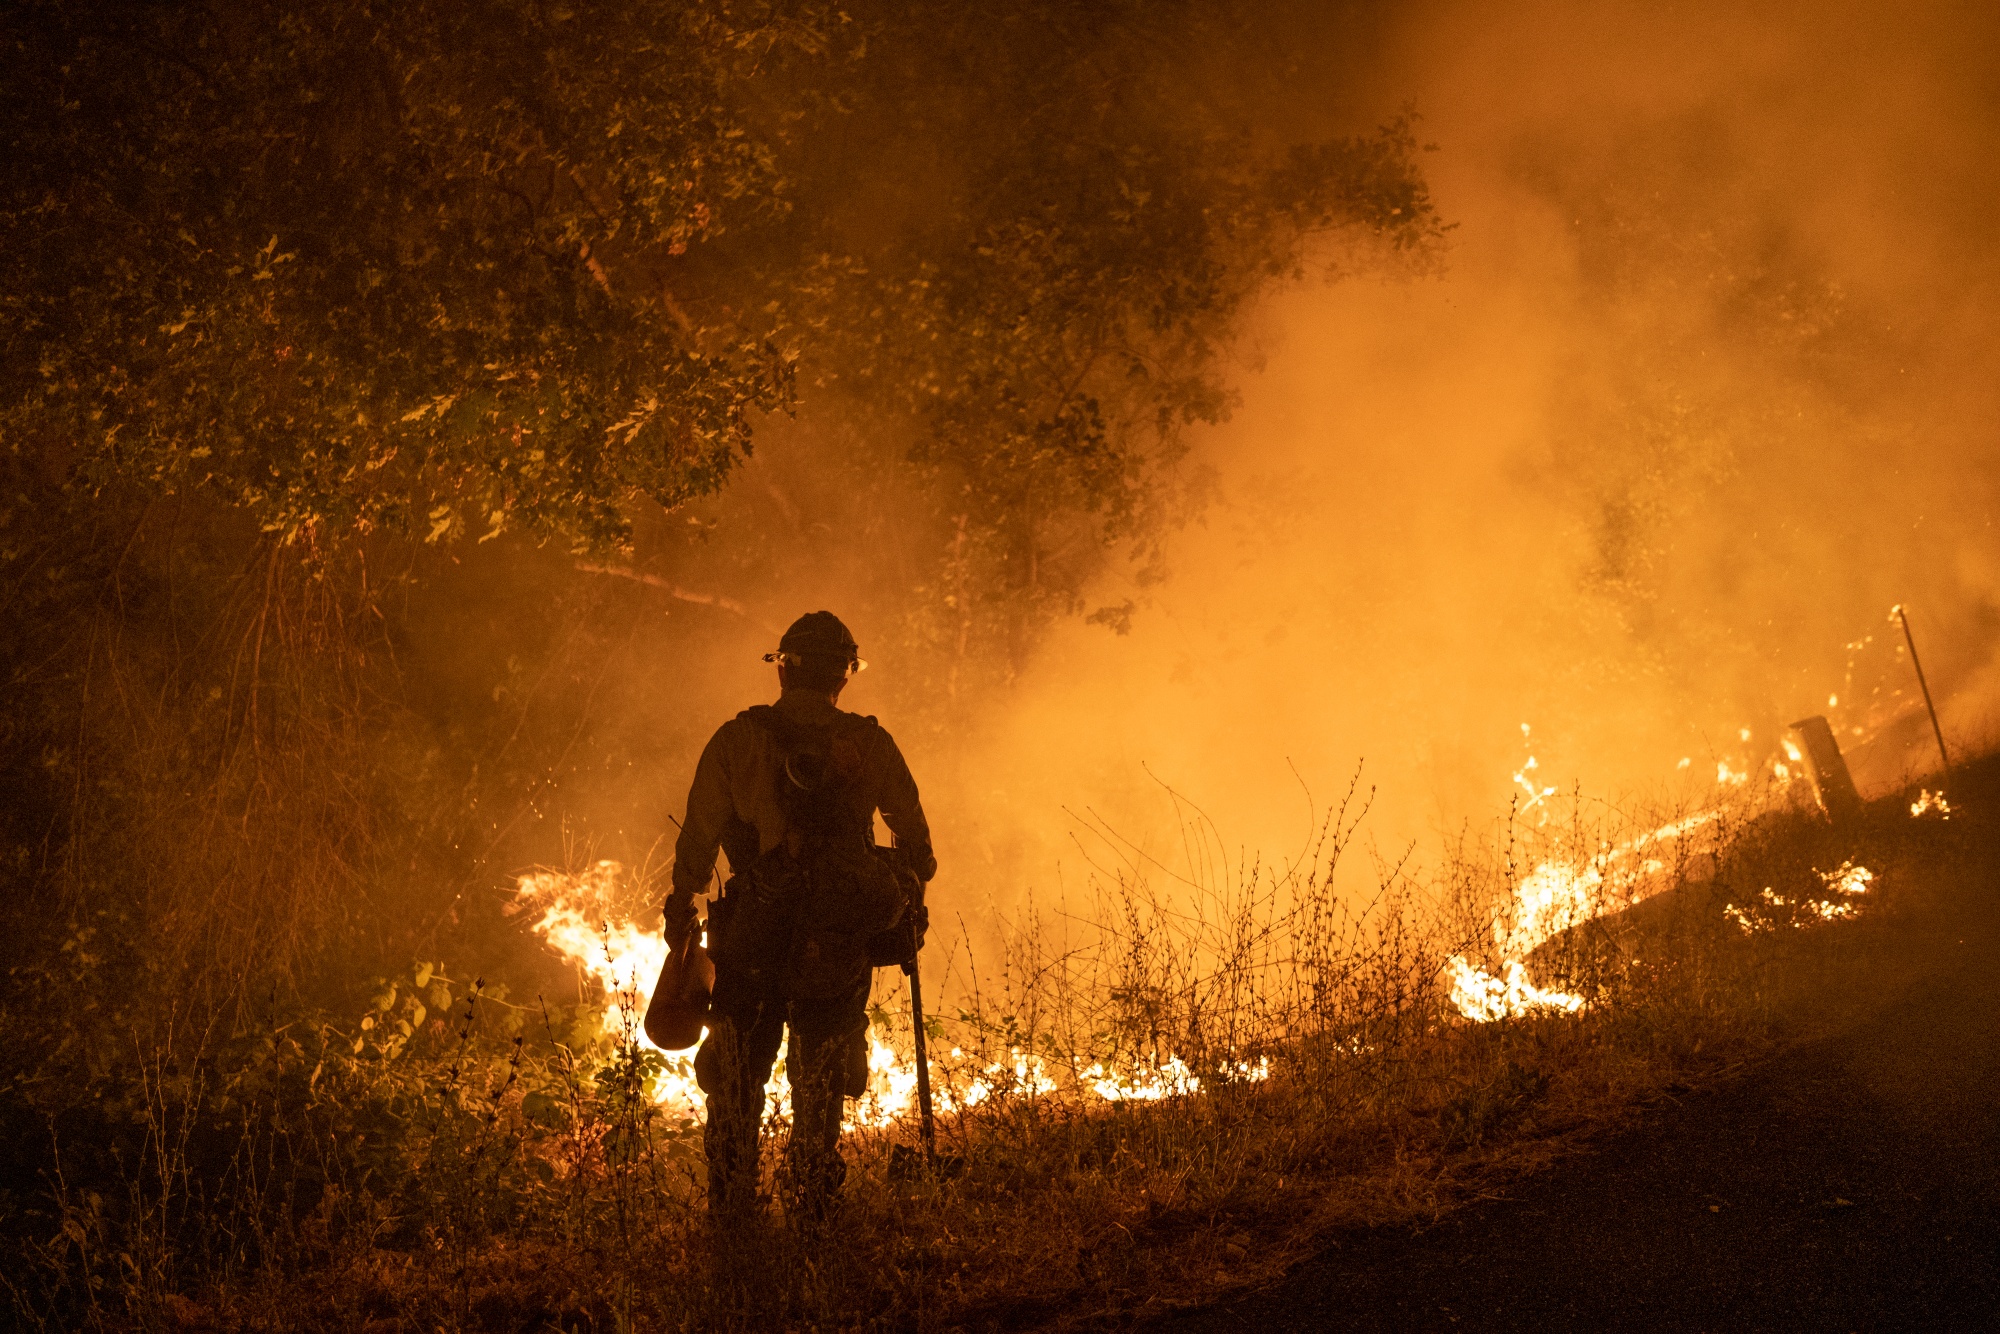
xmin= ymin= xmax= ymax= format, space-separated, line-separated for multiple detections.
xmin=2 ymin=760 xmax=1976 ymax=1331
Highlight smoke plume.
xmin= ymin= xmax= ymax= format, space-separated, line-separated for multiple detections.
xmin=926 ymin=0 xmax=2000 ymax=900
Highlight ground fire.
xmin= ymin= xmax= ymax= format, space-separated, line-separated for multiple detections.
xmin=6 ymin=1 xmax=1995 ymax=1327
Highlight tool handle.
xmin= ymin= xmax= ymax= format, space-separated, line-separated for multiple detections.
xmin=905 ymin=942 xmax=938 ymax=1158
xmin=887 ymin=837 xmax=939 ymax=1159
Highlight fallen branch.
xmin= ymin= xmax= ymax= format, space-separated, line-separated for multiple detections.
xmin=574 ymin=563 xmax=778 ymax=633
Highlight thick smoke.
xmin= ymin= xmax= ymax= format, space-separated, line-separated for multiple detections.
xmin=933 ymin=0 xmax=2000 ymax=898
xmin=509 ymin=0 xmax=1999 ymax=945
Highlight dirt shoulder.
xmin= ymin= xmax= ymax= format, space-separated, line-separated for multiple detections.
xmin=1169 ymin=837 xmax=2000 ymax=1331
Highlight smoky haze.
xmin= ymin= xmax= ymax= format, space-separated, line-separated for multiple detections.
xmin=927 ymin=0 xmax=2000 ymax=897
xmin=522 ymin=0 xmax=2000 ymax=944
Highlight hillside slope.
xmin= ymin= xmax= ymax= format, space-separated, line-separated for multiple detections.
xmin=1173 ymin=772 xmax=2000 ymax=1331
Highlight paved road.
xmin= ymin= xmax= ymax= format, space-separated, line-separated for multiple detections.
xmin=1172 ymin=888 xmax=2000 ymax=1330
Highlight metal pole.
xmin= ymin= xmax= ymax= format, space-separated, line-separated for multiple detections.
xmin=1895 ymin=604 xmax=1953 ymax=789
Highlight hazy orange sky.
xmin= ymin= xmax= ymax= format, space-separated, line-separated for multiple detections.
xmin=910 ymin=0 xmax=2000 ymax=906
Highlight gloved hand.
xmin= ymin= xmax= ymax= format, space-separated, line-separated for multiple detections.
xmin=662 ymin=891 xmax=698 ymax=949
xmin=906 ymin=902 xmax=929 ymax=956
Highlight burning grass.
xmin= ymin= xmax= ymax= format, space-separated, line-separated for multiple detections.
xmin=0 ymin=766 xmax=1977 ymax=1331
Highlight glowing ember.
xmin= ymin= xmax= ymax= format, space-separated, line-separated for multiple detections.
xmin=1818 ymin=859 xmax=1874 ymax=898
xmin=1723 ymin=902 xmax=1768 ymax=934
xmin=1724 ymin=860 xmax=1873 ymax=934
xmin=1513 ymin=760 xmax=1556 ymax=814
xmin=1909 ymin=789 xmax=1952 ymax=819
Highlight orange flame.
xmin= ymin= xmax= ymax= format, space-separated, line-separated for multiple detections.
xmin=514 ymin=863 xmax=1266 ymax=1124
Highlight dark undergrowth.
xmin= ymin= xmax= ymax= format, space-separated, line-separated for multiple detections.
xmin=2 ymin=749 xmax=1984 ymax=1331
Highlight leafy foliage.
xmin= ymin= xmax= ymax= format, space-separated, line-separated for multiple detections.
xmin=1 ymin=0 xmax=1441 ymax=589
xmin=1 ymin=0 xmax=819 ymax=549
xmin=773 ymin=1 xmax=1448 ymax=664
xmin=0 ymin=0 xmax=1448 ymax=1208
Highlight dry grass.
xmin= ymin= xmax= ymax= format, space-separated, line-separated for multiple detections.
xmin=1 ymin=761 xmax=1976 ymax=1332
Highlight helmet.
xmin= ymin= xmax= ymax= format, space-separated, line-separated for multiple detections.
xmin=762 ymin=610 xmax=866 ymax=673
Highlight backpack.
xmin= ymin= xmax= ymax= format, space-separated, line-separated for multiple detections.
xmin=707 ymin=707 xmax=910 ymax=998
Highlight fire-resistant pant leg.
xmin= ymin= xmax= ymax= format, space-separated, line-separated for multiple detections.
xmin=781 ymin=976 xmax=872 ymax=1215
xmin=697 ymin=998 xmax=785 ymax=1216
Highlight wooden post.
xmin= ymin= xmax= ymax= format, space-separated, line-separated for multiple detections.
xmin=1790 ymin=715 xmax=1862 ymax=823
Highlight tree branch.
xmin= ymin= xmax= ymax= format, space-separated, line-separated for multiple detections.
xmin=573 ymin=562 xmax=778 ymax=633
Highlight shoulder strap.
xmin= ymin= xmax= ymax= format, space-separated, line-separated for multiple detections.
xmin=738 ymin=705 xmax=821 ymax=757
xmin=739 ymin=705 xmax=881 ymax=751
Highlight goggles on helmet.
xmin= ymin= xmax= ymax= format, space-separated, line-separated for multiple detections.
xmin=762 ymin=649 xmax=867 ymax=674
